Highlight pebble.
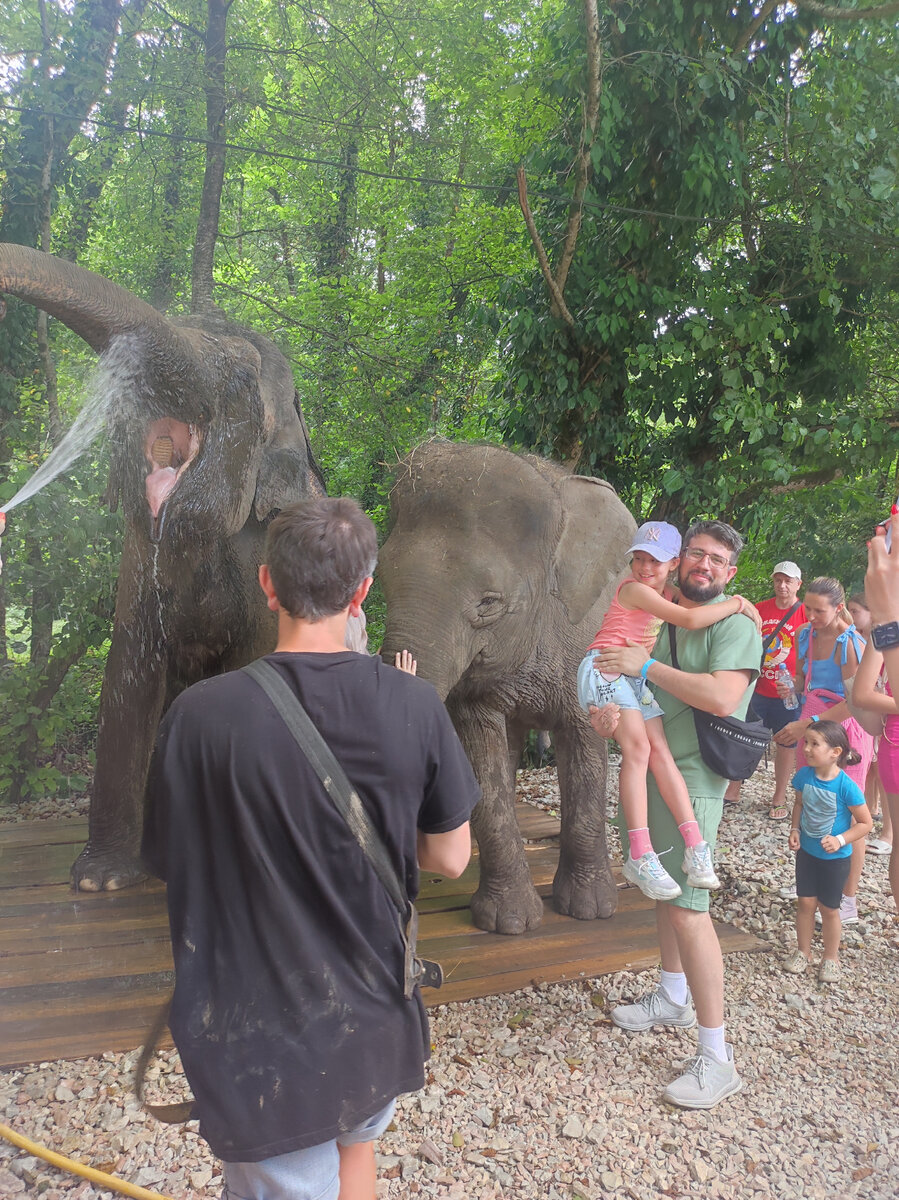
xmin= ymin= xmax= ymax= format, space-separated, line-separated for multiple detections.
xmin=2 ymin=761 xmax=898 ymax=1198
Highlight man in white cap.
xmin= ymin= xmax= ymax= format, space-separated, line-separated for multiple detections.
xmin=725 ymin=561 xmax=805 ymax=818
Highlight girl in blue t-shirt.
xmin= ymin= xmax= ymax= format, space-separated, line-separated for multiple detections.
xmin=783 ymin=720 xmax=872 ymax=982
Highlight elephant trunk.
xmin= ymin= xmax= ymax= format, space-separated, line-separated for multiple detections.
xmin=0 ymin=243 xmax=212 ymax=422
xmin=380 ymin=597 xmax=469 ymax=703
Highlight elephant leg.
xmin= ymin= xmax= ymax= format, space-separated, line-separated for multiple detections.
xmin=72 ymin=550 xmax=167 ymax=891
xmin=459 ymin=707 xmax=543 ymax=935
xmin=552 ymin=716 xmax=618 ymax=920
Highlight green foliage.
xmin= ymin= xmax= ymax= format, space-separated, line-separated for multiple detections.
xmin=497 ymin=1 xmax=899 ymax=533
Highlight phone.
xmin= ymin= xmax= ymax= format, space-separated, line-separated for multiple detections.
xmin=887 ymin=498 xmax=898 ymax=553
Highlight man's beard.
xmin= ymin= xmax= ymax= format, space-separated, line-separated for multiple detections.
xmin=679 ymin=567 xmax=726 ymax=604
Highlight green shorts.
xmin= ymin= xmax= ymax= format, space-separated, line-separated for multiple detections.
xmin=618 ymin=791 xmax=723 ymax=913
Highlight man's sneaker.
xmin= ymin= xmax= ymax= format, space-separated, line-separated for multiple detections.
xmin=682 ymin=840 xmax=720 ymax=889
xmin=610 ymin=986 xmax=696 ymax=1032
xmin=779 ymin=884 xmax=798 ymax=900
xmin=815 ymin=895 xmax=859 ymax=925
xmin=663 ymin=1043 xmax=742 ymax=1110
xmin=622 ymin=851 xmax=682 ymax=900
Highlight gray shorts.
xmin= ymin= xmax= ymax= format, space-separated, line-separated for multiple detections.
xmin=222 ymin=1099 xmax=396 ymax=1200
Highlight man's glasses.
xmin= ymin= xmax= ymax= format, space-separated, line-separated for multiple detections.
xmin=683 ymin=547 xmax=731 ymax=570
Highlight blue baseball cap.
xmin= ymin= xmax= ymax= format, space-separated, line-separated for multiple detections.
xmin=628 ymin=521 xmax=682 ymax=562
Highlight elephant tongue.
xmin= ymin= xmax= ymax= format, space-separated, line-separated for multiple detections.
xmin=146 ymin=466 xmax=178 ymax=518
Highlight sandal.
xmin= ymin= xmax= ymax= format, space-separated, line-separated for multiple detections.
xmin=782 ymin=948 xmax=809 ymax=975
xmin=769 ymin=805 xmax=789 ymax=821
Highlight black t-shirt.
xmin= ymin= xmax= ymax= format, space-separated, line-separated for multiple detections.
xmin=142 ymin=651 xmax=479 ymax=1162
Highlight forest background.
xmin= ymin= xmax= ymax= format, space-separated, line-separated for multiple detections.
xmin=0 ymin=0 xmax=897 ymax=802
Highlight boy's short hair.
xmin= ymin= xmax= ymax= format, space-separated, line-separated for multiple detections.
xmin=264 ymin=498 xmax=378 ymax=620
xmin=683 ymin=519 xmax=744 ymax=565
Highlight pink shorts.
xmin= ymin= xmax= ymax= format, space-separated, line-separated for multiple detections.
xmin=877 ymin=719 xmax=899 ymax=793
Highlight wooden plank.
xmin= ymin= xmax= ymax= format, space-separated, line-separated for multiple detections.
xmin=514 ymin=804 xmax=560 ymax=841
xmin=0 ymin=841 xmax=83 ymax=887
xmin=0 ymin=818 xmax=88 ymax=850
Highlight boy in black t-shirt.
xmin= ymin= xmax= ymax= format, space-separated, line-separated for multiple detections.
xmin=143 ymin=497 xmax=479 ymax=1200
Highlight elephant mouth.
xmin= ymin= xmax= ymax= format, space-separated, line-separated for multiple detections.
xmin=145 ymin=418 xmax=203 ymax=525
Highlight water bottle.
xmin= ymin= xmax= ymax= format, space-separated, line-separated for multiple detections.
xmin=778 ymin=664 xmax=799 ymax=710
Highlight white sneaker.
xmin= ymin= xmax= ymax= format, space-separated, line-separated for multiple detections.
xmin=682 ymin=840 xmax=720 ymax=889
xmin=815 ymin=895 xmax=859 ymax=925
xmin=779 ymin=884 xmax=798 ymax=900
xmin=663 ymin=1044 xmax=742 ymax=1109
xmin=622 ymin=851 xmax=682 ymax=900
xmin=611 ymin=986 xmax=697 ymax=1031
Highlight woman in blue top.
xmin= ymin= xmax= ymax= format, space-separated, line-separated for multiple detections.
xmin=783 ymin=721 xmax=871 ymax=982
xmin=774 ymin=577 xmax=875 ymax=923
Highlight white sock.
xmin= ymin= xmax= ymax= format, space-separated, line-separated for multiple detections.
xmin=697 ymin=1024 xmax=728 ymax=1062
xmin=659 ymin=970 xmax=688 ymax=1006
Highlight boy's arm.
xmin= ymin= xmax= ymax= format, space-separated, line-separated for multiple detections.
xmin=618 ymin=580 xmax=750 ymax=629
xmin=417 ymin=823 xmax=471 ymax=879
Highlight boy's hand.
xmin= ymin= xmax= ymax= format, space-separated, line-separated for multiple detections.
xmin=820 ymin=834 xmax=841 ymax=854
xmin=788 ymin=828 xmax=800 ymax=851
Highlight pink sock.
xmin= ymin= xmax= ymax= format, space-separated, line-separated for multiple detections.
xmin=678 ymin=820 xmax=702 ymax=849
xmin=628 ymin=827 xmax=653 ymax=859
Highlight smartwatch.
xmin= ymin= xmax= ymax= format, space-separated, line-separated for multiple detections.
xmin=871 ymin=621 xmax=899 ymax=651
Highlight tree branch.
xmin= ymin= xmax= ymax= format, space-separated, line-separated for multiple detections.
xmin=795 ymin=0 xmax=899 ymax=18
xmin=554 ymin=0 xmax=603 ymax=298
xmin=516 ymin=168 xmax=575 ymax=326
xmin=733 ymin=0 xmax=780 ymax=55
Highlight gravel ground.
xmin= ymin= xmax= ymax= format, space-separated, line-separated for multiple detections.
xmin=2 ymin=757 xmax=897 ymax=1200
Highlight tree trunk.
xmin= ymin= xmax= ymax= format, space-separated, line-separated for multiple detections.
xmin=191 ymin=0 xmax=230 ymax=313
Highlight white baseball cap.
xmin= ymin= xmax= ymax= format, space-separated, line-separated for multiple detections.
xmin=628 ymin=521 xmax=682 ymax=562
xmin=772 ymin=560 xmax=802 ymax=580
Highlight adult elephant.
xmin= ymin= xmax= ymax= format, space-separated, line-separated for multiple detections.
xmin=379 ymin=441 xmax=636 ymax=934
xmin=0 ymin=244 xmax=324 ymax=890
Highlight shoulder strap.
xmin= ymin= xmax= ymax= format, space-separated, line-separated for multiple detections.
xmin=667 ymin=622 xmax=680 ymax=669
xmin=762 ymin=602 xmax=801 ymax=653
xmin=242 ymin=658 xmax=409 ymax=917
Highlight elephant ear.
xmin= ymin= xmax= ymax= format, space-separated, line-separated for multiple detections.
xmin=253 ymin=447 xmax=309 ymax=522
xmin=552 ymin=475 xmax=636 ymax=626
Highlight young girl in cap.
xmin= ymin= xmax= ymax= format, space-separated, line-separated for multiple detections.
xmin=578 ymin=522 xmax=759 ymax=900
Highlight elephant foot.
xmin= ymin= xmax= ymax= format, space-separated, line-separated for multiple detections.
xmin=470 ymin=880 xmax=544 ymax=935
xmin=553 ymin=863 xmax=618 ymax=920
xmin=71 ymin=844 xmax=148 ymax=892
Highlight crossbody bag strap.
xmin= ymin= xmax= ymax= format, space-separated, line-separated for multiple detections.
xmin=762 ymin=602 xmax=801 ymax=654
xmin=242 ymin=658 xmax=408 ymax=916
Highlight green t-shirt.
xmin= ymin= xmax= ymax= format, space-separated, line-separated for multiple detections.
xmin=648 ymin=600 xmax=762 ymax=799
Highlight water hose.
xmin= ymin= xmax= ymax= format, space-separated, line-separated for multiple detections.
xmin=0 ymin=1122 xmax=174 ymax=1200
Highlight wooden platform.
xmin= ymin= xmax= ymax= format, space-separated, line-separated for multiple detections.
xmin=0 ymin=809 xmax=763 ymax=1069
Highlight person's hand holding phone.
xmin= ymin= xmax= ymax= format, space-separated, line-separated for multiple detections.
xmin=866 ymin=506 xmax=899 ymax=628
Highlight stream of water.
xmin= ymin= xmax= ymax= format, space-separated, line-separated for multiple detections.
xmin=2 ymin=335 xmax=139 ymax=515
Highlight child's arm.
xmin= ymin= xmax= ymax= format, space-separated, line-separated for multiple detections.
xmin=618 ymin=581 xmax=758 ymax=631
xmin=788 ymin=790 xmax=802 ymax=851
xmin=820 ymin=803 xmax=872 ymax=854
xmin=851 ymin=641 xmax=899 ymax=715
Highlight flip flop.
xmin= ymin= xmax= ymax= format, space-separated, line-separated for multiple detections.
xmin=769 ymin=805 xmax=789 ymax=820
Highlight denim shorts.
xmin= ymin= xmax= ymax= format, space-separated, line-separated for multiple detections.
xmin=577 ymin=652 xmax=664 ymax=720
xmin=752 ymin=690 xmax=797 ymax=737
xmin=222 ymin=1099 xmax=396 ymax=1200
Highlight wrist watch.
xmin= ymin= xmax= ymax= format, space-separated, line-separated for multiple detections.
xmin=871 ymin=621 xmax=899 ymax=651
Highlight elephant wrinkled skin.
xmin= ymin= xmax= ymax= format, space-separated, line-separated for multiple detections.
xmin=0 ymin=243 xmax=324 ymax=890
xmin=379 ymin=441 xmax=636 ymax=934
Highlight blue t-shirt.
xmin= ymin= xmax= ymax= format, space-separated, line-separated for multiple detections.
xmin=791 ymin=765 xmax=865 ymax=859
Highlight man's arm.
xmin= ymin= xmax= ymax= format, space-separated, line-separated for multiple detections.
xmin=594 ymin=640 xmax=753 ymax=716
xmin=417 ymin=824 xmax=471 ymax=878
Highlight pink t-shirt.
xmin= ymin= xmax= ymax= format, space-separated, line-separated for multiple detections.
xmin=588 ymin=579 xmax=671 ymax=653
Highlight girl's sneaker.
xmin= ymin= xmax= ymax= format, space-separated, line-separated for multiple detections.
xmin=623 ymin=851 xmax=682 ymax=900
xmin=682 ymin=841 xmax=720 ymax=889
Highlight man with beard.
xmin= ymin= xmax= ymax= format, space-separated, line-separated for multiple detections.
xmin=591 ymin=520 xmax=761 ymax=1109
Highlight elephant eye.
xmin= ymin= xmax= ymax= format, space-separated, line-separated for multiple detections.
xmin=470 ymin=592 xmax=507 ymax=627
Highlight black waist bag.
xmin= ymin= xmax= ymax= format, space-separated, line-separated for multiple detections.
xmin=668 ymin=625 xmax=771 ymax=781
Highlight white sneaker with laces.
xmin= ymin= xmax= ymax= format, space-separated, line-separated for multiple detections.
xmin=814 ymin=895 xmax=859 ymax=925
xmin=779 ymin=884 xmax=798 ymax=900
xmin=682 ymin=840 xmax=720 ymax=889
xmin=610 ymin=986 xmax=697 ymax=1032
xmin=622 ymin=851 xmax=682 ymax=900
xmin=663 ymin=1043 xmax=742 ymax=1109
